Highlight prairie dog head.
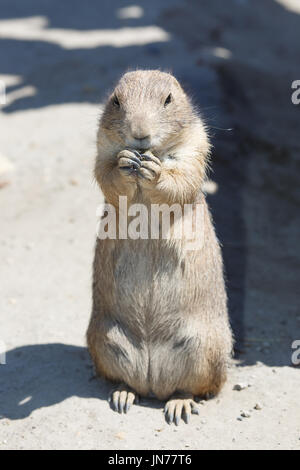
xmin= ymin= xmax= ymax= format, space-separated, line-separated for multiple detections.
xmin=100 ymin=70 xmax=198 ymax=154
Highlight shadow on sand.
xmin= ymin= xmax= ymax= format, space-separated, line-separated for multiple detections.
xmin=1 ymin=0 xmax=299 ymax=389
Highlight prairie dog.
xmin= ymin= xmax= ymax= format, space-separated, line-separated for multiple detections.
xmin=87 ymin=70 xmax=233 ymax=425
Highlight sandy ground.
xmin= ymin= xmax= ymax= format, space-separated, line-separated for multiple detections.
xmin=0 ymin=0 xmax=299 ymax=450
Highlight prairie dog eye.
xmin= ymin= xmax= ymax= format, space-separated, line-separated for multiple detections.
xmin=164 ymin=93 xmax=172 ymax=106
xmin=113 ymin=95 xmax=120 ymax=107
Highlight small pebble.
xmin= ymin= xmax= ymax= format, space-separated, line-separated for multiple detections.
xmin=233 ymin=383 xmax=248 ymax=391
xmin=114 ymin=432 xmax=125 ymax=440
xmin=254 ymin=403 xmax=262 ymax=410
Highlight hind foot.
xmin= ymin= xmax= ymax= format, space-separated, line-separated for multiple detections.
xmin=164 ymin=393 xmax=200 ymax=425
xmin=109 ymin=383 xmax=139 ymax=414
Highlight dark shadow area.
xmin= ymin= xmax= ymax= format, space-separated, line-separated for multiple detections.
xmin=177 ymin=68 xmax=248 ymax=354
xmin=0 ymin=0 xmax=173 ymax=112
xmin=1 ymin=0 xmax=300 ymax=368
xmin=0 ymin=341 xmax=297 ymax=422
xmin=0 ymin=39 xmax=174 ymax=113
xmin=0 ymin=344 xmax=167 ymax=421
xmin=159 ymin=0 xmax=300 ymax=365
xmin=0 ymin=344 xmax=105 ymax=420
xmin=0 ymin=0 xmax=148 ymax=30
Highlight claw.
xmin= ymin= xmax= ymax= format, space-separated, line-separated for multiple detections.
xmin=128 ymin=156 xmax=142 ymax=167
xmin=164 ymin=401 xmax=175 ymax=425
xmin=119 ymin=160 xmax=140 ymax=170
xmin=192 ymin=408 xmax=200 ymax=415
xmin=191 ymin=403 xmax=200 ymax=415
xmin=109 ymin=385 xmax=138 ymax=415
xmin=125 ymin=391 xmax=135 ymax=413
xmin=112 ymin=392 xmax=119 ymax=412
xmin=174 ymin=402 xmax=183 ymax=426
xmin=125 ymin=402 xmax=130 ymax=413
xmin=139 ymin=154 xmax=153 ymax=161
xmin=183 ymin=402 xmax=191 ymax=424
xmin=131 ymin=150 xmax=142 ymax=159
xmin=119 ymin=390 xmax=127 ymax=413
xmin=183 ymin=411 xmax=190 ymax=424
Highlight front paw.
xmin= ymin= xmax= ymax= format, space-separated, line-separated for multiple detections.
xmin=138 ymin=151 xmax=161 ymax=183
xmin=117 ymin=149 xmax=141 ymax=176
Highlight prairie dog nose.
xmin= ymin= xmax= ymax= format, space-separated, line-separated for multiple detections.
xmin=132 ymin=135 xmax=150 ymax=141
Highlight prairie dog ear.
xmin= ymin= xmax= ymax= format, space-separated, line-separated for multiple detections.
xmin=165 ymin=73 xmax=182 ymax=91
xmin=172 ymin=76 xmax=182 ymax=89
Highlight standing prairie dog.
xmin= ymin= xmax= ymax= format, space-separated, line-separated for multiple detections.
xmin=87 ymin=70 xmax=233 ymax=425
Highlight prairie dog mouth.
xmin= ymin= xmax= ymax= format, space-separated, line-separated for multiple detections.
xmin=131 ymin=143 xmax=150 ymax=151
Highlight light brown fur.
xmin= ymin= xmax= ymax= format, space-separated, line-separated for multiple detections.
xmin=87 ymin=70 xmax=233 ymax=423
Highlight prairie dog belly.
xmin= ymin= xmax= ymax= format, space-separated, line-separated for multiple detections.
xmin=111 ymin=238 xmax=188 ymax=327
xmin=103 ymin=239 xmax=203 ymax=396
